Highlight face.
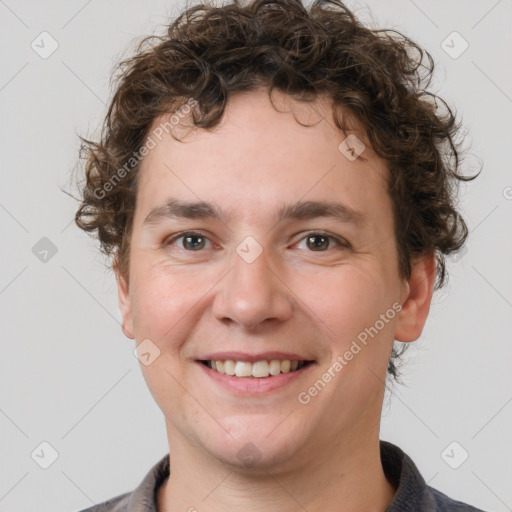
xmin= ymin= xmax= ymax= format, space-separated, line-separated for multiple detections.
xmin=116 ymin=89 xmax=434 ymax=472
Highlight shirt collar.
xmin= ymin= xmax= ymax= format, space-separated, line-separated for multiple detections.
xmin=125 ymin=441 xmax=429 ymax=511
xmin=127 ymin=452 xmax=169 ymax=512
xmin=380 ymin=440 xmax=436 ymax=511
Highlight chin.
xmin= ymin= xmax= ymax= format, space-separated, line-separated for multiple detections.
xmin=197 ymin=414 xmax=309 ymax=472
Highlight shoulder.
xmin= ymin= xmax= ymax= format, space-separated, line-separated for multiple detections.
xmin=380 ymin=441 xmax=488 ymax=512
xmin=73 ymin=453 xmax=169 ymax=512
xmin=75 ymin=491 xmax=131 ymax=512
xmin=429 ymin=486 xmax=488 ymax=512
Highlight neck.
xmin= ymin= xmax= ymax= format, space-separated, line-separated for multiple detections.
xmin=157 ymin=430 xmax=396 ymax=512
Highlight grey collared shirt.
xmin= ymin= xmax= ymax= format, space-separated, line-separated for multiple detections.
xmin=77 ymin=441 xmax=487 ymax=511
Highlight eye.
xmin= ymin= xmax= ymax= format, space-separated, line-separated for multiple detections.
xmin=164 ymin=231 xmax=213 ymax=251
xmin=295 ymin=232 xmax=349 ymax=252
xmin=163 ymin=230 xmax=349 ymax=253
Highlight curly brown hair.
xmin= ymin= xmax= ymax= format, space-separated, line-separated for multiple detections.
xmin=73 ymin=0 xmax=478 ymax=379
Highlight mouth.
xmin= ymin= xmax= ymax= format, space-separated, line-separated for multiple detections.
xmin=196 ymin=357 xmax=316 ymax=394
xmin=199 ymin=359 xmax=315 ymax=378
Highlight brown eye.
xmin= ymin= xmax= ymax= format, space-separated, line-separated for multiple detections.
xmin=295 ymin=232 xmax=348 ymax=252
xmin=182 ymin=234 xmax=206 ymax=250
xmin=306 ymin=234 xmax=330 ymax=251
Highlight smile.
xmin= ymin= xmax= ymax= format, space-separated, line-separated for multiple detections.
xmin=197 ymin=358 xmax=315 ymax=394
xmin=200 ymin=359 xmax=312 ymax=378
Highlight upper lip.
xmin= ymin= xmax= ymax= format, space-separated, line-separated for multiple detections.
xmin=197 ymin=351 xmax=315 ymax=363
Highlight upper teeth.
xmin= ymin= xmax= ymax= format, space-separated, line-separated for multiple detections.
xmin=208 ymin=359 xmax=304 ymax=378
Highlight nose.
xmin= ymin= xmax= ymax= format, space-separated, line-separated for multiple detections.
xmin=212 ymin=246 xmax=293 ymax=329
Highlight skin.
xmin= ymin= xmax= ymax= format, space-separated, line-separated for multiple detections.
xmin=115 ymin=88 xmax=435 ymax=511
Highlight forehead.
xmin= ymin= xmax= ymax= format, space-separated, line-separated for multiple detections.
xmin=135 ymin=89 xmax=391 ymax=232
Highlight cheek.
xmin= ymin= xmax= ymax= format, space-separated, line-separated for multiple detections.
xmin=129 ymin=261 xmax=223 ymax=356
xmin=129 ymin=270 xmax=199 ymax=414
xmin=294 ymin=265 xmax=391 ymax=343
xmin=302 ymin=265 xmax=398 ymax=395
xmin=129 ymin=267 xmax=195 ymax=343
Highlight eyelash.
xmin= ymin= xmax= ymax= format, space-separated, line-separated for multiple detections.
xmin=164 ymin=230 xmax=350 ymax=253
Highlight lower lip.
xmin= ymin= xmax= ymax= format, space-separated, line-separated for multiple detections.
xmin=196 ymin=362 xmax=314 ymax=394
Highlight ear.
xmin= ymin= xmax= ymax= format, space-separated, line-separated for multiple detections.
xmin=114 ymin=257 xmax=135 ymax=339
xmin=394 ymin=252 xmax=436 ymax=343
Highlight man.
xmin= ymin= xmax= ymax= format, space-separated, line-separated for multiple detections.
xmin=74 ymin=0 xmax=483 ymax=510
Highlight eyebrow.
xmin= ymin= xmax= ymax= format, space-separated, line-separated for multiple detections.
xmin=142 ymin=198 xmax=364 ymax=228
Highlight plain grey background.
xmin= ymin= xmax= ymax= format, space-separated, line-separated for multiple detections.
xmin=1 ymin=1 xmax=511 ymax=511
